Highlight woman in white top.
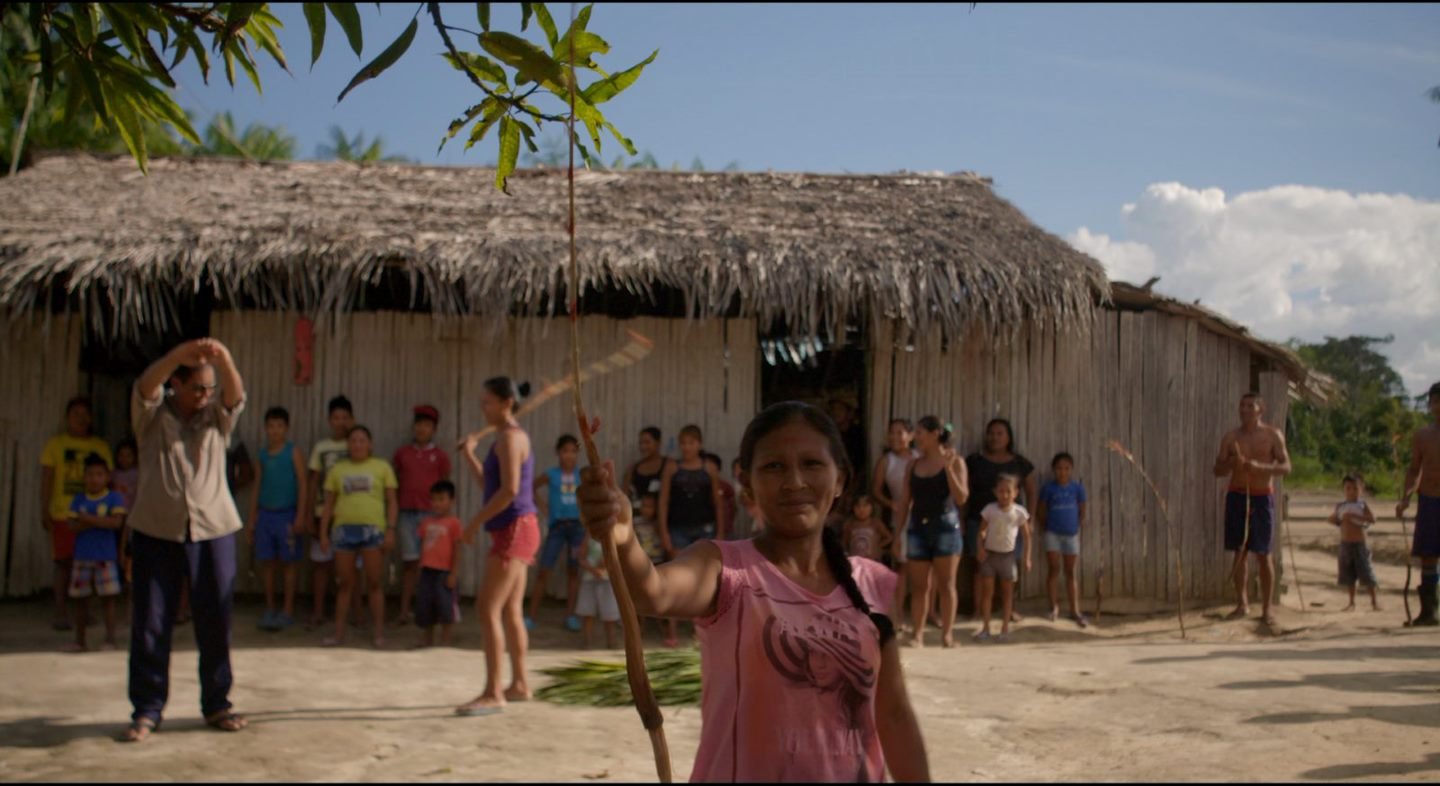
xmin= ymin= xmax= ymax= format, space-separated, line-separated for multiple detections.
xmin=872 ymin=418 xmax=920 ymax=624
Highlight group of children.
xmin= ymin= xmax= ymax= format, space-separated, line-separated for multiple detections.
xmin=43 ymin=388 xmax=1423 ymax=655
xmin=39 ymin=397 xmax=137 ymax=652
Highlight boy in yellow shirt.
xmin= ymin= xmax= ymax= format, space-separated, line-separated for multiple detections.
xmin=40 ymin=397 xmax=113 ymax=632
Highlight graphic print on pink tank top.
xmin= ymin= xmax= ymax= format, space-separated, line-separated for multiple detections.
xmin=692 ymin=539 xmax=898 ymax=783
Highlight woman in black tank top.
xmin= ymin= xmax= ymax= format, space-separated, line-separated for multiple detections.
xmin=899 ymin=416 xmax=969 ymax=648
xmin=625 ymin=427 xmax=670 ymax=506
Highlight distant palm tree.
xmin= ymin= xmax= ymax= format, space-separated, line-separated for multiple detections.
xmin=197 ymin=112 xmax=296 ymax=161
xmin=316 ymin=125 xmax=413 ymax=163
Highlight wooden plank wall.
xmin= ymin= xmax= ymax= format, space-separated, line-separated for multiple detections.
xmin=0 ymin=316 xmax=85 ymax=597
xmin=211 ymin=311 xmax=757 ymax=597
xmin=874 ymin=310 xmax=1268 ymax=601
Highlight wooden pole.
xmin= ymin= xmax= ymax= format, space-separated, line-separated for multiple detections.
xmin=565 ymin=5 xmax=671 ymax=780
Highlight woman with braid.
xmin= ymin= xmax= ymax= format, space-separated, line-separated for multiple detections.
xmin=577 ymin=401 xmax=929 ymax=782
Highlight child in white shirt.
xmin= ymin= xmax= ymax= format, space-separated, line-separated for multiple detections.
xmin=975 ymin=474 xmax=1032 ymax=642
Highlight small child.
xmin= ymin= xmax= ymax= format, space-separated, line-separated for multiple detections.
xmin=64 ymin=454 xmax=127 ymax=652
xmin=530 ymin=434 xmax=586 ymax=632
xmin=975 ymin=474 xmax=1032 ymax=642
xmin=576 ymin=531 xmax=620 ymax=649
xmin=415 ymin=481 xmax=464 ymax=647
xmin=307 ymin=395 xmax=355 ymax=631
xmin=843 ymin=495 xmax=893 ymax=562
xmin=1037 ymin=452 xmax=1088 ymax=627
xmin=247 ymin=407 xmax=308 ymax=631
xmin=1329 ymin=473 xmax=1380 ymax=612
xmin=633 ymin=492 xmax=665 ymax=563
xmin=111 ymin=437 xmax=139 ymax=604
xmin=633 ymin=492 xmax=678 ymax=645
xmin=705 ymin=452 xmax=737 ymax=539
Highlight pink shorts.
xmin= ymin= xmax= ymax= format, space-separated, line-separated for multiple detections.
xmin=489 ymin=513 xmax=540 ymax=566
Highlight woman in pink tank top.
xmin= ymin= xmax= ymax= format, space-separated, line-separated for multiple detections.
xmin=577 ymin=402 xmax=931 ymax=782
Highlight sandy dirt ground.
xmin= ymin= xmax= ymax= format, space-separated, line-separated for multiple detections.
xmin=1 ymin=491 xmax=1437 ymax=782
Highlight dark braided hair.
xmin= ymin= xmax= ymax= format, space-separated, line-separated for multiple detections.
xmin=738 ymin=401 xmax=896 ymax=646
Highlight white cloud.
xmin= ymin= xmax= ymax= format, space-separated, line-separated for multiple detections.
xmin=1067 ymin=183 xmax=1440 ymax=397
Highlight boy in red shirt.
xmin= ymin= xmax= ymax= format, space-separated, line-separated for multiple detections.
xmin=393 ymin=405 xmax=452 ymax=626
xmin=415 ymin=480 xmax=464 ymax=648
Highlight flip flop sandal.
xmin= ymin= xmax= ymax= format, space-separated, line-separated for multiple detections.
xmin=205 ymin=711 xmax=247 ymax=732
xmin=118 ymin=716 xmax=158 ymax=743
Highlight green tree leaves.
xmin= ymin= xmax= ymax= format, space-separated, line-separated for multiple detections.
xmin=1286 ymin=334 xmax=1427 ymax=494
xmin=7 ymin=3 xmax=656 ymax=192
xmin=336 ymin=17 xmax=417 ymax=103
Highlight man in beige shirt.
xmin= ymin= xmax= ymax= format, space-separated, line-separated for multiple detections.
xmin=122 ymin=338 xmax=248 ymax=742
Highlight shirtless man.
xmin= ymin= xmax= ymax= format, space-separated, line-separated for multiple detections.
xmin=1396 ymin=381 xmax=1440 ymax=627
xmin=1212 ymin=392 xmax=1292 ymax=626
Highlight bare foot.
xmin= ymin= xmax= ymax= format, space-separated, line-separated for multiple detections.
xmin=455 ymin=695 xmax=505 ymax=716
xmin=60 ymin=642 xmax=87 ymax=653
xmin=1046 ymin=607 xmax=1058 ymax=622
xmin=1342 ymin=603 xmax=1356 ymax=612
xmin=204 ymin=710 xmax=248 ymax=732
xmin=118 ymin=716 xmax=157 ymax=743
xmin=320 ymin=635 xmax=345 ymax=647
xmin=504 ymin=685 xmax=532 ymax=702
xmin=1223 ymin=605 xmax=1249 ymax=621
xmin=1260 ymin=613 xmax=1278 ymax=627
xmin=940 ymin=634 xmax=954 ymax=649
xmin=100 ymin=640 xmax=118 ymax=651
xmin=1372 ymin=603 xmax=1383 ymax=612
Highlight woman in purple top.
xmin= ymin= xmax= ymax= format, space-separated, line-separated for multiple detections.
xmin=457 ymin=377 xmax=539 ymax=716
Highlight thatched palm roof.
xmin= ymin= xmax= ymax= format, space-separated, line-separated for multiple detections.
xmin=0 ymin=154 xmax=1108 ymax=341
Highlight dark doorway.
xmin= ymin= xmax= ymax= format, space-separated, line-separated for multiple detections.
xmin=759 ymin=323 xmax=869 ymax=495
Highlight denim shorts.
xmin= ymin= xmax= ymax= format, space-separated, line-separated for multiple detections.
xmin=906 ymin=511 xmax=962 ymax=562
xmin=332 ymin=524 xmax=384 ymax=553
xmin=1044 ymin=531 xmax=1080 ymax=556
xmin=397 ymin=510 xmax=428 ymax=562
xmin=670 ymin=523 xmax=715 ymax=553
xmin=539 ymin=519 xmax=586 ymax=570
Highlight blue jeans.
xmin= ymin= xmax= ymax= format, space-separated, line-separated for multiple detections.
xmin=129 ymin=530 xmax=237 ymax=724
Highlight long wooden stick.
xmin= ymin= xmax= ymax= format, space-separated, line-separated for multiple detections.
xmin=565 ymin=5 xmax=671 ymax=780
xmin=456 ymin=330 xmax=654 ymax=447
xmin=1392 ymin=434 xmax=1414 ymax=627
xmin=1105 ymin=439 xmax=1185 ymax=638
xmin=1280 ymin=493 xmax=1307 ymax=613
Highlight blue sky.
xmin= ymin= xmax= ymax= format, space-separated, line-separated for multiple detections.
xmin=179 ymin=3 xmax=1440 ymax=392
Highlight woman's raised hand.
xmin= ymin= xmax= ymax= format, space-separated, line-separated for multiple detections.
xmin=578 ymin=460 xmax=633 ymax=544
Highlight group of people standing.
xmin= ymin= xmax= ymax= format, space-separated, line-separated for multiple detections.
xmin=37 ymin=329 xmax=1440 ymax=782
xmin=865 ymin=416 xmax=1088 ymax=647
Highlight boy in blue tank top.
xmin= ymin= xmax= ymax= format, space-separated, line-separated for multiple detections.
xmin=246 ymin=407 xmax=308 ymax=631
xmin=527 ymin=434 xmax=585 ymax=632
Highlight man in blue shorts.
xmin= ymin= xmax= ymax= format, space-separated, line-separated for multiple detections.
xmin=1397 ymin=381 xmax=1440 ymax=627
xmin=1212 ymin=392 xmax=1292 ymax=627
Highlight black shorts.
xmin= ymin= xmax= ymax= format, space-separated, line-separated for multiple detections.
xmin=415 ymin=567 xmax=457 ymax=627
xmin=1224 ymin=491 xmax=1274 ymax=555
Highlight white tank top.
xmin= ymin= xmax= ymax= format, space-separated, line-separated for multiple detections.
xmin=883 ymin=450 xmax=920 ymax=527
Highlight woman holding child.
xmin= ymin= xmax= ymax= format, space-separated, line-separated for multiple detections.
xmin=456 ymin=377 xmax=541 ymax=715
xmin=964 ymin=419 xmax=1037 ymax=620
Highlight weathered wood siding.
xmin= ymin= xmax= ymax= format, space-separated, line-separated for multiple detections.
xmin=211 ymin=311 xmax=758 ymax=597
xmin=0 ymin=316 xmax=85 ymax=597
xmin=870 ymin=310 xmax=1277 ymax=601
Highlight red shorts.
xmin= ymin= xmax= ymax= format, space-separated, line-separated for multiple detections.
xmin=51 ymin=520 xmax=76 ymax=561
xmin=489 ymin=513 xmax=540 ymax=566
